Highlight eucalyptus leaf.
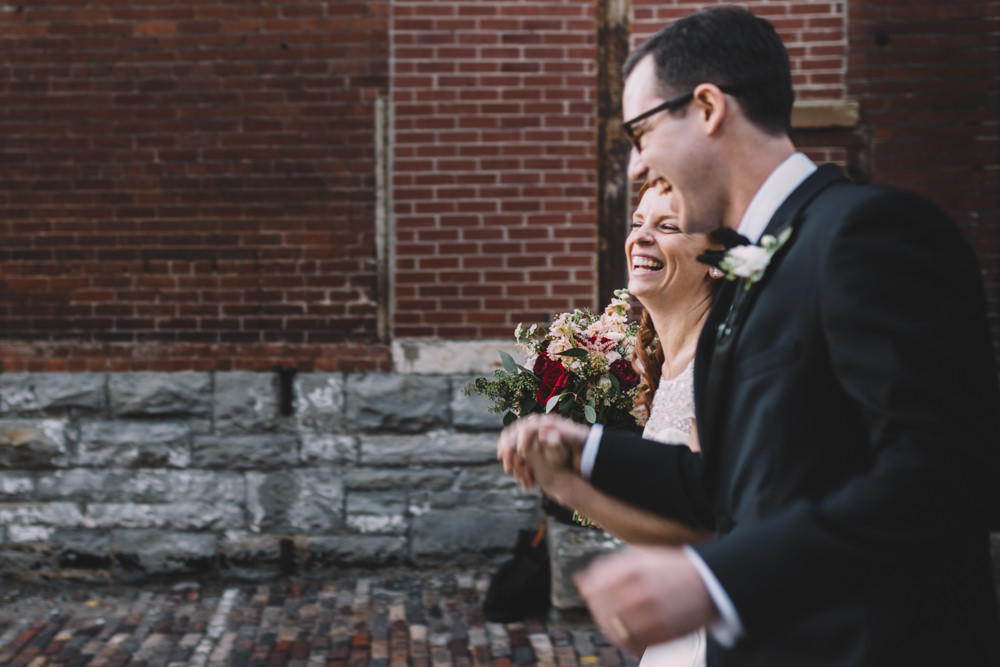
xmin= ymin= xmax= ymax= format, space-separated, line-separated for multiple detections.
xmin=499 ymin=350 xmax=519 ymax=374
xmin=545 ymin=394 xmax=560 ymax=413
xmin=584 ymin=404 xmax=597 ymax=423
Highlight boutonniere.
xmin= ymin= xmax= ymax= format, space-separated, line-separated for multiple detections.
xmin=719 ymin=227 xmax=793 ymax=290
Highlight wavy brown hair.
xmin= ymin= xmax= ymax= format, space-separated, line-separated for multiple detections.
xmin=629 ymin=183 xmax=726 ymax=417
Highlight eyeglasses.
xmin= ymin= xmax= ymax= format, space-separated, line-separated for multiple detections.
xmin=622 ymin=85 xmax=741 ymax=151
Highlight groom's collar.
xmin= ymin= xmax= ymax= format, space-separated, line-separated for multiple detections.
xmin=736 ymin=152 xmax=817 ymax=244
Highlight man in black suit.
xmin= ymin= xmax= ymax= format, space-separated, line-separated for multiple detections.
xmin=499 ymin=6 xmax=1000 ymax=665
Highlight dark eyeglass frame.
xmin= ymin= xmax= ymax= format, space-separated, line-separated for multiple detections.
xmin=622 ymin=85 xmax=741 ymax=151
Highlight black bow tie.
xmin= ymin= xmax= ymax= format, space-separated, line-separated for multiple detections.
xmin=697 ymin=227 xmax=750 ymax=268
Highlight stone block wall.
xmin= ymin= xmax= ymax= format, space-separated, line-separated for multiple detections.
xmin=0 ymin=372 xmax=535 ymax=583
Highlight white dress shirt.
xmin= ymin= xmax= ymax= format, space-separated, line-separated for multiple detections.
xmin=580 ymin=153 xmax=818 ymax=646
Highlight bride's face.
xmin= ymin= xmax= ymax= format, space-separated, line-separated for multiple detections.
xmin=626 ymin=188 xmax=714 ymax=308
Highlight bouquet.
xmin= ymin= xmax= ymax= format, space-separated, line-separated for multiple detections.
xmin=466 ymin=288 xmax=647 ymax=432
xmin=466 ymin=289 xmax=647 ymax=528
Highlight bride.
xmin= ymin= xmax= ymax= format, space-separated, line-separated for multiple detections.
xmin=511 ymin=182 xmax=724 ymax=666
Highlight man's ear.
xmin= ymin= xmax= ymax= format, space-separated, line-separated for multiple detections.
xmin=692 ymin=83 xmax=730 ymax=136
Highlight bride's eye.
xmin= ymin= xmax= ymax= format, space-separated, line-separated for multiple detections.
xmin=659 ymin=223 xmax=680 ymax=233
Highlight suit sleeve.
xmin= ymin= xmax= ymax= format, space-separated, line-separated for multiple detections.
xmin=693 ymin=190 xmax=1000 ymax=636
xmin=590 ymin=428 xmax=716 ymax=530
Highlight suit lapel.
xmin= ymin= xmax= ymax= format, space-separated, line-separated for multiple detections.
xmin=695 ymin=164 xmax=848 ymax=470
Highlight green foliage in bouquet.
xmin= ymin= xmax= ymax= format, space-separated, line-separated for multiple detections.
xmin=465 ymin=289 xmax=646 ymax=434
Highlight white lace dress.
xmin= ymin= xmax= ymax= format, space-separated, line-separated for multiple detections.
xmin=638 ymin=360 xmax=707 ymax=667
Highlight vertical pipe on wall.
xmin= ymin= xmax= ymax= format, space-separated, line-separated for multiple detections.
xmin=596 ymin=0 xmax=632 ymax=308
xmin=375 ymin=95 xmax=394 ymax=343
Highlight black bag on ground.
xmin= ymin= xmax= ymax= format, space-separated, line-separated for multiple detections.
xmin=482 ymin=519 xmax=551 ymax=622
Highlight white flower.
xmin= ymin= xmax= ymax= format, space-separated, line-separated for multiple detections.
xmin=719 ymin=227 xmax=793 ymax=290
xmin=721 ymin=245 xmax=771 ymax=281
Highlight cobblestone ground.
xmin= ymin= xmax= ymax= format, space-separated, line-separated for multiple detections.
xmin=0 ymin=567 xmax=637 ymax=667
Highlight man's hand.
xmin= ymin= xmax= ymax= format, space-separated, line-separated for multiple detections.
xmin=495 ymin=414 xmax=589 ymax=490
xmin=574 ymin=546 xmax=720 ymax=656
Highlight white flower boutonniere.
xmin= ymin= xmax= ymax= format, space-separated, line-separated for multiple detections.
xmin=719 ymin=227 xmax=793 ymax=290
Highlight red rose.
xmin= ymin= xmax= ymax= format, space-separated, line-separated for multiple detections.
xmin=533 ymin=355 xmax=571 ymax=407
xmin=610 ymin=358 xmax=640 ymax=390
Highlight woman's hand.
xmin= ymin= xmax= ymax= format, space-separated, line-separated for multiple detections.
xmin=519 ymin=422 xmax=575 ymax=500
xmin=496 ymin=414 xmax=589 ymax=492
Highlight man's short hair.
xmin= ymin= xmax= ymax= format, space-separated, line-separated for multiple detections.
xmin=624 ymin=5 xmax=794 ymax=136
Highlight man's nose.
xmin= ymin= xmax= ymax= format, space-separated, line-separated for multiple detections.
xmin=627 ymin=146 xmax=647 ymax=182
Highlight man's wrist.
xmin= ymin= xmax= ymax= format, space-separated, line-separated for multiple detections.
xmin=683 ymin=545 xmax=744 ymax=647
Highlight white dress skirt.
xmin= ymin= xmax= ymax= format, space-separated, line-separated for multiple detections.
xmin=637 ymin=361 xmax=707 ymax=667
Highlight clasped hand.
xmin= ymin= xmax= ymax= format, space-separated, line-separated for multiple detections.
xmin=495 ymin=413 xmax=588 ymax=493
xmin=495 ymin=414 xmax=721 ymax=655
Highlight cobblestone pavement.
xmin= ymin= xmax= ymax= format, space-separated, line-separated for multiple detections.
xmin=0 ymin=567 xmax=638 ymax=666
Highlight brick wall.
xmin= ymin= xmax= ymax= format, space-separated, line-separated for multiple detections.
xmin=847 ymin=0 xmax=1000 ymax=351
xmin=633 ymin=0 xmax=847 ymax=100
xmin=1 ymin=1 xmax=997 ymax=369
xmin=392 ymin=0 xmax=599 ymax=340
xmin=0 ymin=1 xmax=391 ymax=372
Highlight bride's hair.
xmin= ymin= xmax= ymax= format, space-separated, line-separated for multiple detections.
xmin=633 ymin=307 xmax=663 ymax=417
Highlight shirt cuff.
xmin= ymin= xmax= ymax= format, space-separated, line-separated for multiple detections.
xmin=683 ymin=545 xmax=745 ymax=648
xmin=579 ymin=424 xmax=603 ymax=480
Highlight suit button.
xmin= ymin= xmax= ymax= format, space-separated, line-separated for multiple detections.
xmin=716 ymin=515 xmax=734 ymax=534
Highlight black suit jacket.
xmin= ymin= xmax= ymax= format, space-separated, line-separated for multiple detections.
xmin=591 ymin=165 xmax=1000 ymax=666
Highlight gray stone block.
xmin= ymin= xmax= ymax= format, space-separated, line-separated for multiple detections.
xmin=410 ymin=509 xmax=535 ymax=563
xmin=193 ymin=434 xmax=297 ymax=469
xmin=457 ymin=465 xmax=527 ymax=491
xmin=346 ymin=491 xmax=408 ymax=535
xmin=0 ymin=502 xmax=84 ymax=528
xmin=0 ymin=419 xmax=69 ymax=468
xmin=546 ymin=521 xmax=624 ymax=610
xmin=55 ymin=530 xmax=112 ymax=570
xmin=214 ymin=372 xmax=284 ymax=435
xmin=0 ymin=472 xmax=35 ymax=499
xmin=360 ymin=430 xmax=498 ymax=467
xmin=415 ymin=488 xmax=536 ymax=515
xmin=34 ymin=469 xmax=244 ymax=503
xmin=114 ymin=530 xmax=218 ymax=581
xmin=295 ymin=373 xmax=346 ymax=434
xmin=85 ymin=499 xmax=244 ymax=531
xmin=0 ymin=547 xmax=55 ymax=574
xmin=160 ymin=471 xmax=246 ymax=506
xmin=36 ymin=469 xmax=130 ymax=502
xmin=109 ymin=372 xmax=211 ymax=418
xmin=305 ymin=535 xmax=407 ymax=571
xmin=345 ymin=374 xmax=450 ymax=432
xmin=0 ymin=373 xmax=105 ymax=415
xmin=345 ymin=468 xmax=454 ymax=492
xmin=299 ymin=433 xmax=357 ymax=464
xmin=77 ymin=420 xmax=191 ymax=468
xmin=451 ymin=379 xmax=505 ymax=430
xmin=6 ymin=525 xmax=53 ymax=543
xmin=246 ymin=471 xmax=345 ymax=534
